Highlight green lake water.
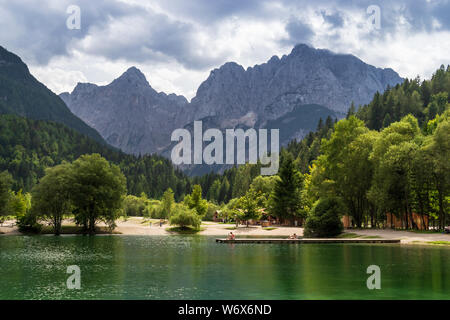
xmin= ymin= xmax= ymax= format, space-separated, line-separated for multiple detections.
xmin=0 ymin=235 xmax=449 ymax=300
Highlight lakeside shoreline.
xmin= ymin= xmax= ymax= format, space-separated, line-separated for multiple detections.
xmin=1 ymin=217 xmax=449 ymax=245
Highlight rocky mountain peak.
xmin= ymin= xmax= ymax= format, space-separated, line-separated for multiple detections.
xmin=220 ymin=61 xmax=245 ymax=71
xmin=60 ymin=66 xmax=189 ymax=154
xmin=209 ymin=62 xmax=245 ymax=79
xmin=61 ymin=44 xmax=404 ymax=158
xmin=290 ymin=43 xmax=314 ymax=55
xmin=72 ymin=82 xmax=98 ymax=94
xmin=112 ymin=66 xmax=149 ymax=87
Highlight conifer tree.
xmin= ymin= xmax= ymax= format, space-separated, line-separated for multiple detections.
xmin=270 ymin=151 xmax=304 ymax=224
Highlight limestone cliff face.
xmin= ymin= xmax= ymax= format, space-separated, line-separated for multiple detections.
xmin=191 ymin=44 xmax=402 ymax=123
xmin=60 ymin=67 xmax=188 ymax=154
xmin=61 ymin=44 xmax=403 ymax=156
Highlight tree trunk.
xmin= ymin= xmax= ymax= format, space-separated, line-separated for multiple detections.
xmin=56 ymin=218 xmax=61 ymax=236
xmin=89 ymin=215 xmax=96 ymax=235
xmin=420 ymin=213 xmax=425 ymax=231
xmin=404 ymin=209 xmax=408 ymax=230
xmin=438 ymin=187 xmax=445 ymax=230
xmin=371 ymin=212 xmax=374 ymax=229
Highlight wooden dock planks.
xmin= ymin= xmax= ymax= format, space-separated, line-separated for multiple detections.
xmin=216 ymin=238 xmax=401 ymax=244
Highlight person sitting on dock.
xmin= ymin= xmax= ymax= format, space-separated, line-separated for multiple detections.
xmin=288 ymin=233 xmax=298 ymax=239
xmin=227 ymin=232 xmax=235 ymax=240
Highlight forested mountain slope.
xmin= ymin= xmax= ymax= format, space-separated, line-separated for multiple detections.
xmin=0 ymin=114 xmax=190 ymax=200
xmin=0 ymin=46 xmax=105 ymax=144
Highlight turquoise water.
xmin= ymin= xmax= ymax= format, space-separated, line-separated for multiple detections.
xmin=0 ymin=235 xmax=449 ymax=300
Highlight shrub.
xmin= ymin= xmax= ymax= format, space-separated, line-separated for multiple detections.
xmin=204 ymin=202 xmax=219 ymax=221
xmin=17 ymin=212 xmax=42 ymax=233
xmin=169 ymin=204 xmax=201 ymax=229
xmin=149 ymin=201 xmax=163 ymax=219
xmin=122 ymin=195 xmax=147 ymax=217
xmin=304 ymin=197 xmax=343 ymax=238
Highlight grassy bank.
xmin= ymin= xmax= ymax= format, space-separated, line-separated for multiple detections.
xmin=38 ymin=225 xmax=121 ymax=235
xmin=166 ymin=226 xmax=205 ymax=234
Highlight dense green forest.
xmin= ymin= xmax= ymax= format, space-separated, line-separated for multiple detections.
xmin=0 ymin=65 xmax=448 ymax=235
xmin=189 ymin=116 xmax=337 ymax=204
xmin=191 ymin=65 xmax=449 ymax=231
xmin=0 ymin=114 xmax=190 ymax=200
xmin=355 ymin=64 xmax=450 ymax=129
xmin=195 ymin=65 xmax=450 ymax=202
xmin=1 ymin=44 xmax=190 ymax=201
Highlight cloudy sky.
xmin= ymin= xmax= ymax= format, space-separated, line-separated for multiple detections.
xmin=1 ymin=0 xmax=449 ymax=100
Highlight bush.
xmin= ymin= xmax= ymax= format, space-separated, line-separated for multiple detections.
xmin=17 ymin=213 xmax=42 ymax=233
xmin=304 ymin=198 xmax=343 ymax=238
xmin=122 ymin=195 xmax=147 ymax=217
xmin=169 ymin=205 xmax=201 ymax=229
xmin=149 ymin=201 xmax=163 ymax=219
xmin=204 ymin=202 xmax=219 ymax=221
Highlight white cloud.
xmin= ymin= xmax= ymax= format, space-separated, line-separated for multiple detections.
xmin=30 ymin=66 xmax=88 ymax=94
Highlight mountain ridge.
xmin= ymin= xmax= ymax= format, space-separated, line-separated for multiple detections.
xmin=60 ymin=44 xmax=403 ymax=156
xmin=0 ymin=45 xmax=106 ymax=144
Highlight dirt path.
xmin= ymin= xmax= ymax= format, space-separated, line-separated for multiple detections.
xmin=113 ymin=218 xmax=303 ymax=237
xmin=0 ymin=221 xmax=21 ymax=235
xmin=2 ymin=217 xmax=449 ymax=245
xmin=344 ymin=228 xmax=450 ymax=244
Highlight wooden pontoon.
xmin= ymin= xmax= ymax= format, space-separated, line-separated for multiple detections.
xmin=216 ymin=238 xmax=401 ymax=244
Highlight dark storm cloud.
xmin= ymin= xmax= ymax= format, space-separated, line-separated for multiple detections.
xmin=0 ymin=0 xmax=228 ymax=70
xmin=431 ymin=1 xmax=450 ymax=29
xmin=0 ymin=0 xmax=140 ymax=64
xmin=276 ymin=0 xmax=450 ymax=33
xmin=80 ymin=11 xmax=226 ymax=70
xmin=282 ymin=18 xmax=314 ymax=46
xmin=320 ymin=10 xmax=344 ymax=28
xmin=152 ymin=0 xmax=269 ymax=22
xmin=1 ymin=0 xmax=449 ymax=69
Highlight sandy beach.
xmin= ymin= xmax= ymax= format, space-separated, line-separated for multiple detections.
xmin=110 ymin=217 xmax=305 ymax=237
xmin=1 ymin=217 xmax=449 ymax=245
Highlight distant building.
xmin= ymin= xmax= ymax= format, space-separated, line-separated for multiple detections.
xmin=341 ymin=213 xmax=429 ymax=230
xmin=386 ymin=212 xmax=428 ymax=230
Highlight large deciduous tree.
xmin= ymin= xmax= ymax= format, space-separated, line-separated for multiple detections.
xmin=422 ymin=115 xmax=450 ymax=229
xmin=70 ymin=154 xmax=127 ymax=234
xmin=236 ymin=188 xmax=263 ymax=227
xmin=369 ymin=115 xmax=423 ymax=229
xmin=161 ymin=188 xmax=175 ymax=218
xmin=319 ymin=116 xmax=373 ymax=227
xmin=32 ymin=163 xmax=73 ymax=235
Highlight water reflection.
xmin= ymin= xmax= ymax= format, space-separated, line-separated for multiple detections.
xmin=0 ymin=236 xmax=449 ymax=299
